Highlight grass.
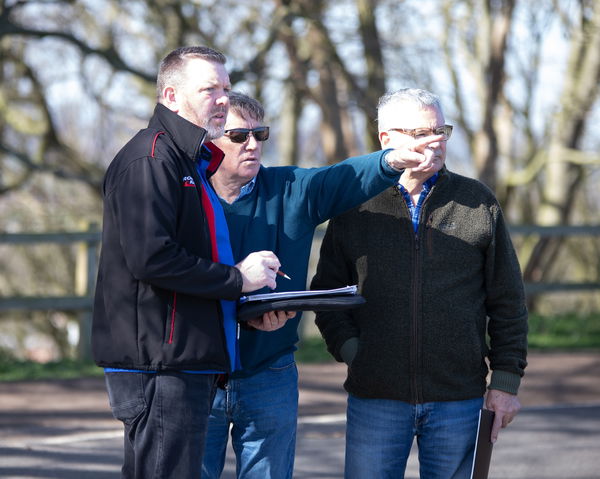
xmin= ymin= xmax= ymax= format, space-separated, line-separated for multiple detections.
xmin=527 ymin=312 xmax=600 ymax=350
xmin=295 ymin=336 xmax=333 ymax=363
xmin=0 ymin=356 xmax=103 ymax=382
xmin=1 ymin=313 xmax=599 ymax=381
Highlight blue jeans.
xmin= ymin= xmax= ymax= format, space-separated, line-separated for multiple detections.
xmin=202 ymin=353 xmax=299 ymax=479
xmin=104 ymin=371 xmax=217 ymax=479
xmin=345 ymin=395 xmax=484 ymax=479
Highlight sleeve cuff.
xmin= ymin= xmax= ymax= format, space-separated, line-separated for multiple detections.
xmin=488 ymin=370 xmax=521 ymax=395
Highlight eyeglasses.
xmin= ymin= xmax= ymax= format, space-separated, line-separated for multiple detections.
xmin=224 ymin=127 xmax=270 ymax=144
xmin=388 ymin=124 xmax=453 ymax=140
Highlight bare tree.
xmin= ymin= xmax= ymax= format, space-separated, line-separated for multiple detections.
xmin=521 ymin=0 xmax=600 ymax=307
xmin=437 ymin=0 xmax=600 ymax=309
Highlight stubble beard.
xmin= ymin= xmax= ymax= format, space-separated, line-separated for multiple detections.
xmin=205 ymin=123 xmax=225 ymax=141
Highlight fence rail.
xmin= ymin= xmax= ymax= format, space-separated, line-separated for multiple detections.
xmin=2 ymin=224 xmax=600 ymax=312
xmin=508 ymin=224 xmax=600 ymax=294
xmin=508 ymin=225 xmax=600 ymax=236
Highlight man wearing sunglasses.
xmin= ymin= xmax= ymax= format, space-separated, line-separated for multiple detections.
xmin=202 ymin=91 xmax=437 ymax=478
xmin=312 ymin=88 xmax=528 ymax=478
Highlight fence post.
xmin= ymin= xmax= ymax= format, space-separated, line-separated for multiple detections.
xmin=75 ymin=222 xmax=99 ymax=361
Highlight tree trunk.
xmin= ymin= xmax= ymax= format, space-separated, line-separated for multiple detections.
xmin=524 ymin=1 xmax=600 ymax=309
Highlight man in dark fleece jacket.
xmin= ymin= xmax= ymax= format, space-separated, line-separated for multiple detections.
xmin=312 ymin=88 xmax=528 ymax=479
xmin=201 ymin=92 xmax=432 ymax=479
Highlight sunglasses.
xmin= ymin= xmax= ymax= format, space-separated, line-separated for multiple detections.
xmin=224 ymin=127 xmax=270 ymax=144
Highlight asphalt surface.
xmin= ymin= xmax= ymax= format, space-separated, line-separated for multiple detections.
xmin=0 ymin=352 xmax=599 ymax=478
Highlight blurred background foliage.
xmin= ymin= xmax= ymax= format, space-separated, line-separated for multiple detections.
xmin=1 ymin=0 xmax=600 ymax=364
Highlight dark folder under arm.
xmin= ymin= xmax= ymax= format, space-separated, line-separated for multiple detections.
xmin=237 ymin=285 xmax=365 ymax=322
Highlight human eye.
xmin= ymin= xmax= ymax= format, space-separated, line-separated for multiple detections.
xmin=414 ymin=129 xmax=431 ymax=139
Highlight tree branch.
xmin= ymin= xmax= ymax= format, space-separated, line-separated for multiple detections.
xmin=1 ymin=5 xmax=155 ymax=83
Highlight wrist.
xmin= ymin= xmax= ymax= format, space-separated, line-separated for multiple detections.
xmin=382 ymin=149 xmax=404 ymax=176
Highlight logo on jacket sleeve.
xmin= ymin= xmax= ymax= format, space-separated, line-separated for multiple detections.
xmin=183 ymin=176 xmax=196 ymax=187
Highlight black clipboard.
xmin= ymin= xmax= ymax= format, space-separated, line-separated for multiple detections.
xmin=237 ymin=287 xmax=365 ymax=322
xmin=470 ymin=408 xmax=495 ymax=479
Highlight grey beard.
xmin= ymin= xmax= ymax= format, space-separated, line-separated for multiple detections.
xmin=204 ymin=123 xmax=225 ymax=141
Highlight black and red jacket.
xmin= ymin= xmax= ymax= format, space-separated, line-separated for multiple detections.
xmin=92 ymin=103 xmax=243 ymax=371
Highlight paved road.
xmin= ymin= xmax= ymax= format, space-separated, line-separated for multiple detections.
xmin=1 ymin=352 xmax=599 ymax=478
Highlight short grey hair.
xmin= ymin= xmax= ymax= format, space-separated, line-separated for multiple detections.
xmin=228 ymin=91 xmax=265 ymax=122
xmin=156 ymin=46 xmax=227 ymax=102
xmin=377 ymin=88 xmax=443 ymax=132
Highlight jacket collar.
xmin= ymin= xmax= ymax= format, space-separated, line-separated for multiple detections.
xmin=437 ymin=165 xmax=449 ymax=181
xmin=199 ymin=142 xmax=225 ymax=179
xmin=148 ymin=103 xmax=208 ymax=162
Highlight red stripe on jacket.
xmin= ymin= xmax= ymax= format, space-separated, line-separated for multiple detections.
xmin=150 ymin=132 xmax=165 ymax=157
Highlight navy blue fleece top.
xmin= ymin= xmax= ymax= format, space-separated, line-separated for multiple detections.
xmin=219 ymin=150 xmax=399 ymax=378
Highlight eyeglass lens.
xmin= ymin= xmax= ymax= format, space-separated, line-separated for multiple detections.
xmin=390 ymin=125 xmax=453 ymax=139
xmin=226 ymin=127 xmax=270 ymax=143
xmin=412 ymin=125 xmax=452 ymax=139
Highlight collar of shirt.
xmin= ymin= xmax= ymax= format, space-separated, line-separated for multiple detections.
xmin=397 ymin=172 xmax=439 ymax=196
xmin=398 ymin=172 xmax=439 ymax=233
xmin=233 ymin=176 xmax=257 ymax=202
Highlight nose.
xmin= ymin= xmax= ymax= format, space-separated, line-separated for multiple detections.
xmin=216 ymin=92 xmax=229 ymax=106
xmin=245 ymin=134 xmax=259 ymax=150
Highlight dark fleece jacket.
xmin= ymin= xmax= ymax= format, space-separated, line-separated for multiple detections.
xmin=311 ymin=168 xmax=528 ymax=404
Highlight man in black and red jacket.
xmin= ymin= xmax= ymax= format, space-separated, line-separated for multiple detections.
xmin=92 ymin=46 xmax=285 ymax=479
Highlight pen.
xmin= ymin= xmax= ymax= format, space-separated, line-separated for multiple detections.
xmin=277 ymin=270 xmax=292 ymax=280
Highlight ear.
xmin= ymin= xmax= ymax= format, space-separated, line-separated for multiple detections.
xmin=162 ymin=86 xmax=179 ymax=112
xmin=379 ymin=130 xmax=390 ymax=148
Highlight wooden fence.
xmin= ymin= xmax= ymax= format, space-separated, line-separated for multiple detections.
xmin=0 ymin=224 xmax=100 ymax=359
xmin=508 ymin=225 xmax=600 ymax=294
xmin=1 ymin=224 xmax=600 ymax=359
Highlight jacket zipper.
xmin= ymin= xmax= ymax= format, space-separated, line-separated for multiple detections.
xmin=395 ymin=188 xmax=423 ymax=405
xmin=168 ymin=292 xmax=177 ymax=344
xmin=409 ymin=185 xmax=437 ymax=405
xmin=397 ymin=175 xmax=444 ymax=404
xmin=411 ymin=231 xmax=423 ymax=404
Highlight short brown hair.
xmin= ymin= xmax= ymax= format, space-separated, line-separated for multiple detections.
xmin=156 ymin=46 xmax=227 ymax=102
